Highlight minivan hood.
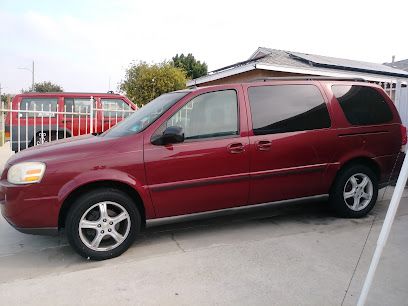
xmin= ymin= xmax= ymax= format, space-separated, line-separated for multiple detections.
xmin=7 ymin=134 xmax=137 ymax=165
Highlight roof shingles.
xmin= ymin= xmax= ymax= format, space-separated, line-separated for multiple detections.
xmin=384 ymin=59 xmax=408 ymax=72
xmin=251 ymin=47 xmax=408 ymax=78
xmin=189 ymin=47 xmax=408 ymax=85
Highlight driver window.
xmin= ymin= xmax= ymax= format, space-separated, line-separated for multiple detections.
xmin=165 ymin=90 xmax=238 ymax=140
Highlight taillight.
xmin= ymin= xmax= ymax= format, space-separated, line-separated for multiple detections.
xmin=401 ymin=125 xmax=407 ymax=145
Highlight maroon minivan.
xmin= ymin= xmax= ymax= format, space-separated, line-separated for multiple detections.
xmin=0 ymin=78 xmax=406 ymax=260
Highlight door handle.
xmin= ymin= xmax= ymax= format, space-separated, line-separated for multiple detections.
xmin=227 ymin=142 xmax=245 ymax=154
xmin=256 ymin=140 xmax=272 ymax=151
xmin=61 ymin=119 xmax=72 ymax=123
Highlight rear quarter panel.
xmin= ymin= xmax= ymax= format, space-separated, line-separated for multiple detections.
xmin=320 ymin=81 xmax=403 ymax=187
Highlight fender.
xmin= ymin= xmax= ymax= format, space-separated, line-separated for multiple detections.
xmin=323 ymin=149 xmax=379 ymax=191
xmin=57 ymin=168 xmax=156 ymax=219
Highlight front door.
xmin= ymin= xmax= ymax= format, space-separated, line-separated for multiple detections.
xmin=144 ymin=88 xmax=250 ymax=218
xmin=244 ymin=83 xmax=335 ymax=204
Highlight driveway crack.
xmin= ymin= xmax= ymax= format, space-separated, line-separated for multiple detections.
xmin=171 ymin=233 xmax=185 ymax=252
xmin=340 ymin=215 xmax=376 ymax=305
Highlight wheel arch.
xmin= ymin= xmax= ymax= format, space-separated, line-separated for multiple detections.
xmin=339 ymin=157 xmax=380 ymax=179
xmin=58 ymin=180 xmax=147 ymax=230
xmin=330 ymin=156 xmax=381 ymax=193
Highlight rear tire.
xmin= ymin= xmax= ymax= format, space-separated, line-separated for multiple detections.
xmin=66 ymin=188 xmax=141 ymax=260
xmin=329 ymin=165 xmax=378 ymax=218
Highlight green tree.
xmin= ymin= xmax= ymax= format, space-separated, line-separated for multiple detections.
xmin=120 ymin=61 xmax=187 ymax=107
xmin=23 ymin=81 xmax=63 ymax=93
xmin=34 ymin=81 xmax=63 ymax=92
xmin=1 ymin=94 xmax=13 ymax=107
xmin=172 ymin=53 xmax=208 ymax=79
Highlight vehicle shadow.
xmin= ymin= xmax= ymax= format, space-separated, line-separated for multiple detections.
xmin=144 ymin=197 xmax=333 ymax=235
xmin=129 ymin=197 xmax=375 ymax=256
xmin=0 ymin=197 xmax=377 ymax=283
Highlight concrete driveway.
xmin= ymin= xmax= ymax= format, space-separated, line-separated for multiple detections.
xmin=0 ymin=144 xmax=407 ymax=306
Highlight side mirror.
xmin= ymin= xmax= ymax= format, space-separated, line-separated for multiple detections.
xmin=152 ymin=126 xmax=184 ymax=145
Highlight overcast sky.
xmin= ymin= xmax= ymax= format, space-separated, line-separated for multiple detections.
xmin=1 ymin=0 xmax=407 ymax=94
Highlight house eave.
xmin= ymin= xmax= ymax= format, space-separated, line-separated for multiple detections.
xmin=255 ymin=63 xmax=408 ymax=83
xmin=186 ymin=63 xmax=256 ymax=86
xmin=187 ymin=61 xmax=408 ymax=87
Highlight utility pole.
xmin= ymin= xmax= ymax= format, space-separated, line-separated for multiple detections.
xmin=152 ymin=77 xmax=156 ymax=100
xmin=31 ymin=61 xmax=35 ymax=91
xmin=18 ymin=60 xmax=35 ymax=91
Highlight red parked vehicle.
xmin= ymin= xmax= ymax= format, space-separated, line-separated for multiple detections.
xmin=0 ymin=78 xmax=406 ymax=260
xmin=4 ymin=92 xmax=137 ymax=152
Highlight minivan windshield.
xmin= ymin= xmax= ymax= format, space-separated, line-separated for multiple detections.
xmin=102 ymin=92 xmax=189 ymax=137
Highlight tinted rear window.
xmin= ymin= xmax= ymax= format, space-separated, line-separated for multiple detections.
xmin=248 ymin=85 xmax=331 ymax=135
xmin=332 ymin=85 xmax=393 ymax=125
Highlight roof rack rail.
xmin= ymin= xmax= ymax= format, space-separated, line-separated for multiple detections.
xmin=250 ymin=76 xmax=367 ymax=82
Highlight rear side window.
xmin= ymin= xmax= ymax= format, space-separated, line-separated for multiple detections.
xmin=20 ymin=98 xmax=58 ymax=118
xmin=332 ymin=85 xmax=393 ymax=125
xmin=248 ymin=85 xmax=330 ymax=135
xmin=64 ymin=98 xmax=95 ymax=117
xmin=101 ymin=99 xmax=132 ymax=117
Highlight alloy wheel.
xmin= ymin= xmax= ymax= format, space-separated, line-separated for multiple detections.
xmin=343 ymin=173 xmax=373 ymax=212
xmin=78 ymin=201 xmax=131 ymax=252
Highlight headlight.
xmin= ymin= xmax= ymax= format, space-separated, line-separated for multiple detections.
xmin=7 ymin=162 xmax=46 ymax=184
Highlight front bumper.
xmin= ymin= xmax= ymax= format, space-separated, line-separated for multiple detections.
xmin=0 ymin=179 xmax=60 ymax=235
xmin=0 ymin=210 xmax=58 ymax=235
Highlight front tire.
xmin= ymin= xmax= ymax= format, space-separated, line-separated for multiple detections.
xmin=66 ymin=188 xmax=141 ymax=260
xmin=329 ymin=165 xmax=378 ymax=218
